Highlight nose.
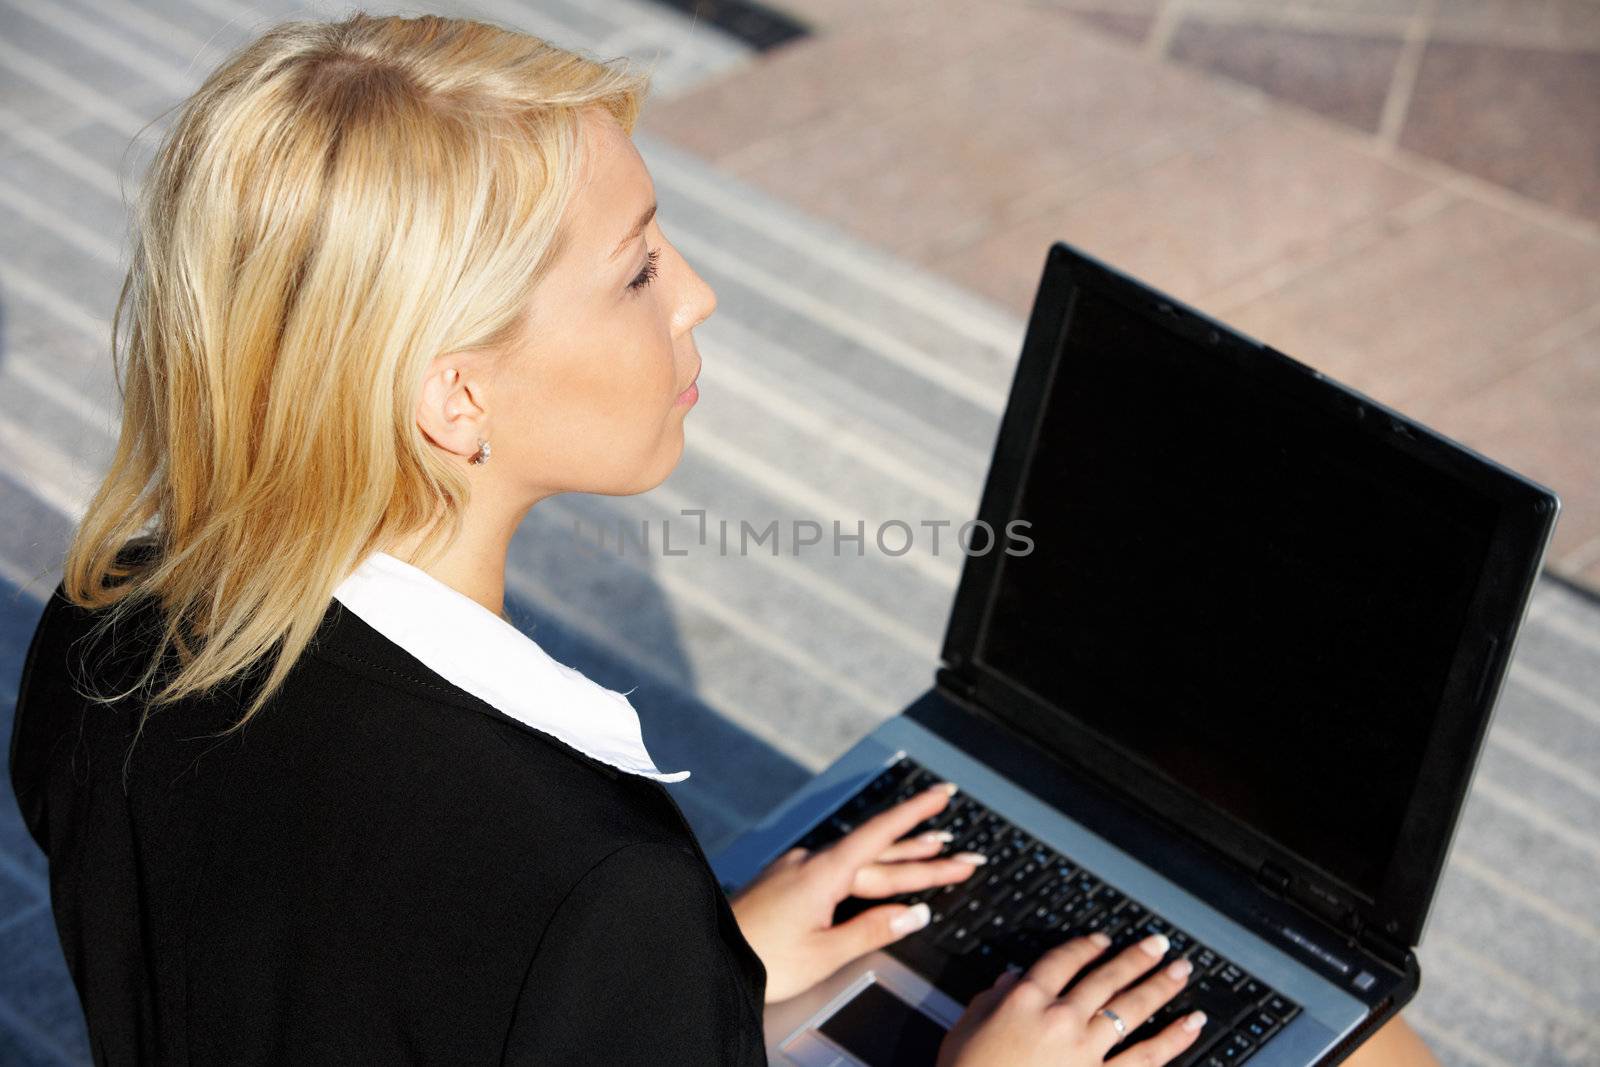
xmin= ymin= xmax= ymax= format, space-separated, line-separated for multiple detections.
xmin=674 ymin=248 xmax=717 ymax=335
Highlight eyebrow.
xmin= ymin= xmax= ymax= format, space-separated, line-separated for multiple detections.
xmin=608 ymin=201 xmax=657 ymax=261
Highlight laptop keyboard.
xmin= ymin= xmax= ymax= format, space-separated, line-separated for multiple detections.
xmin=798 ymin=755 xmax=1303 ymax=1067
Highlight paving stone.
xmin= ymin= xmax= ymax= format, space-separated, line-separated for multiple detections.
xmin=939 ymin=108 xmax=1432 ymax=313
xmin=1401 ymin=39 xmax=1600 ymax=223
xmin=1067 ymin=9 xmax=1159 ymax=43
xmin=1220 ymin=194 xmax=1600 ymax=418
xmin=1169 ymin=17 xmax=1403 ymax=132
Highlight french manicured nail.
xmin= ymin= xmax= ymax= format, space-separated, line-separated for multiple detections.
xmin=1167 ymin=958 xmax=1193 ymax=980
xmin=920 ymin=830 xmax=956 ymax=844
xmin=938 ymin=781 xmax=959 ymax=796
xmin=891 ymin=902 xmax=931 ymax=935
xmin=1184 ymin=1011 xmax=1207 ymax=1032
xmin=1139 ymin=933 xmax=1170 ymax=958
xmin=951 ymin=851 xmax=988 ymax=865
xmin=1088 ymin=931 xmax=1112 ymax=948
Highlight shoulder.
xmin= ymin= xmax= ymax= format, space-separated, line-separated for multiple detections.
xmin=20 ymin=536 xmax=170 ymax=689
xmin=549 ymin=839 xmax=721 ymax=934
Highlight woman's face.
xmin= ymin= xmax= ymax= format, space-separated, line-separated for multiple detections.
xmin=465 ymin=108 xmax=715 ymax=501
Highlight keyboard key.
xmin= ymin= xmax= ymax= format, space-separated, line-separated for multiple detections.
xmin=1241 ymin=1011 xmax=1280 ymax=1043
xmin=1168 ymin=974 xmax=1261 ymax=1035
xmin=927 ymin=884 xmax=972 ymax=925
xmin=975 ymin=868 xmax=1017 ymax=898
xmin=936 ymin=910 xmax=993 ymax=955
xmin=1047 ymin=883 xmax=1085 ymax=911
xmin=1108 ymin=920 xmax=1145 ymax=952
xmin=1100 ymin=910 xmax=1137 ymax=941
xmin=954 ymin=827 xmax=995 ymax=857
xmin=1217 ymin=1032 xmax=1256 ymax=1063
xmin=1004 ymin=829 xmax=1037 ymax=853
xmin=1007 ymin=859 xmax=1046 ymax=888
xmin=1263 ymin=994 xmax=1301 ymax=1023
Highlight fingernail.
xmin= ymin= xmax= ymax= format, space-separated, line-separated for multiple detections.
xmin=994 ymin=966 xmax=1021 ymax=988
xmin=1088 ymin=931 xmax=1112 ymax=948
xmin=921 ymin=830 xmax=956 ymax=843
xmin=1167 ymin=958 xmax=1193 ymax=981
xmin=951 ymin=851 xmax=988 ymax=865
xmin=1139 ymin=933 xmax=1170 ymax=958
xmin=1184 ymin=1011 xmax=1207 ymax=1033
xmin=939 ymin=781 xmax=959 ymax=797
xmin=891 ymin=902 xmax=931 ymax=936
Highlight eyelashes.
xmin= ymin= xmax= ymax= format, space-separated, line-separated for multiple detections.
xmin=628 ymin=248 xmax=660 ymax=293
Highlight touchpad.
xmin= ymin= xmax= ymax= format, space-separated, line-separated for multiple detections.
xmin=815 ymin=981 xmax=950 ymax=1066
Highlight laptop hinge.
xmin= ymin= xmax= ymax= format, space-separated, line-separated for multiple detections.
xmin=935 ymin=665 xmax=979 ymax=704
xmin=1355 ymin=921 xmax=1410 ymax=971
xmin=1255 ymin=860 xmax=1292 ymax=897
xmin=1259 ymin=861 xmax=1410 ymax=971
xmin=1258 ymin=862 xmax=1364 ymax=939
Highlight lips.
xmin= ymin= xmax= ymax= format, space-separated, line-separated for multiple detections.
xmin=675 ymin=355 xmax=702 ymax=404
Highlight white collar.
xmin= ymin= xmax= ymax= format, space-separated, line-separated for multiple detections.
xmin=330 ymin=551 xmax=689 ymax=783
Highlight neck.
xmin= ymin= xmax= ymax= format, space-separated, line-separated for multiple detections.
xmin=383 ymin=496 xmax=533 ymax=620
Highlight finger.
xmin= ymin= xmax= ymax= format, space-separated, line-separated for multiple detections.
xmin=970 ymin=967 xmax=1021 ymax=1018
xmin=1104 ymin=1010 xmax=1207 ymax=1067
xmin=964 ymin=968 xmax=1017 ymax=1017
xmin=874 ymin=830 xmax=955 ymax=862
xmin=1014 ymin=932 xmax=1111 ymax=1000
xmin=820 ymin=783 xmax=956 ymax=873
xmin=1060 ymin=933 xmax=1172 ymax=1016
xmin=827 ymin=899 xmax=934 ymax=961
xmin=1084 ymin=955 xmax=1194 ymax=1056
xmin=943 ymin=969 xmax=1017 ymax=1050
xmin=850 ymin=854 xmax=988 ymax=897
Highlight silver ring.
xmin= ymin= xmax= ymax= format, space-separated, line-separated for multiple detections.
xmin=1097 ymin=1008 xmax=1127 ymax=1036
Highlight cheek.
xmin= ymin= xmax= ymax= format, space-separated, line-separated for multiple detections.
xmin=524 ymin=331 xmax=680 ymax=492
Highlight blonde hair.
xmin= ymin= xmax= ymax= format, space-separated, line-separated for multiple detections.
xmin=60 ymin=10 xmax=651 ymax=739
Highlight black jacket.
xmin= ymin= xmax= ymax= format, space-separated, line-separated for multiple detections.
xmin=8 ymin=557 xmax=769 ymax=1065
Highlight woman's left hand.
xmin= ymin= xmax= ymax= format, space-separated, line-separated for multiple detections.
xmin=730 ymin=781 xmax=988 ymax=1003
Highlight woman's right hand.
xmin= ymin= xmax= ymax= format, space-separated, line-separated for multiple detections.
xmin=937 ymin=931 xmax=1207 ymax=1067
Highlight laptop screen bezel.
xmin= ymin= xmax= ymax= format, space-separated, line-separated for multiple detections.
xmin=942 ymin=241 xmax=1560 ymax=949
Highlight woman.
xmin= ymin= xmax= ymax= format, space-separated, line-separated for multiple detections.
xmin=8 ymin=11 xmax=1439 ymax=1066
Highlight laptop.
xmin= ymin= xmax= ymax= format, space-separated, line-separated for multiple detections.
xmin=709 ymin=241 xmax=1560 ymax=1067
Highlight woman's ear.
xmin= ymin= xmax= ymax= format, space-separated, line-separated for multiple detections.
xmin=415 ymin=354 xmax=489 ymax=462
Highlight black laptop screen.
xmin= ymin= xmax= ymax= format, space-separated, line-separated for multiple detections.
xmin=976 ymin=290 xmax=1500 ymax=898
